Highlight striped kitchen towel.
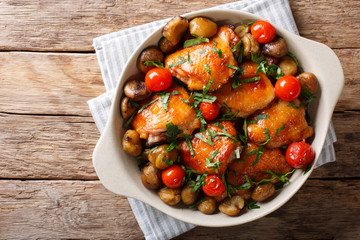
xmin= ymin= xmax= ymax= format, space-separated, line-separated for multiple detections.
xmin=88 ymin=0 xmax=337 ymax=239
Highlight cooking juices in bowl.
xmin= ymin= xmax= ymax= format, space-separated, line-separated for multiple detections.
xmin=120 ymin=16 xmax=318 ymax=216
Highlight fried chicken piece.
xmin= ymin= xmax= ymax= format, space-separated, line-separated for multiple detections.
xmin=131 ymin=84 xmax=200 ymax=145
xmin=179 ymin=121 xmax=241 ymax=175
xmin=164 ymin=26 xmax=240 ymax=91
xmin=228 ymin=142 xmax=292 ymax=186
xmin=247 ymin=99 xmax=313 ymax=148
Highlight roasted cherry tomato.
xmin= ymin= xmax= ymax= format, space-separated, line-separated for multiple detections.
xmin=145 ymin=68 xmax=172 ymax=92
xmin=202 ymin=175 xmax=225 ymax=197
xmin=161 ymin=165 xmax=185 ymax=188
xmin=275 ymin=75 xmax=301 ymax=101
xmin=286 ymin=140 xmax=315 ymax=168
xmin=199 ymin=102 xmax=220 ymax=120
xmin=251 ymin=20 xmax=276 ymax=44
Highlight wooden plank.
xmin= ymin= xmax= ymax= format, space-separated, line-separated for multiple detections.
xmin=0 ymin=112 xmax=359 ymax=180
xmin=176 ymin=179 xmax=360 ymax=240
xmin=0 ymin=180 xmax=143 ymax=239
xmin=0 ymin=49 xmax=358 ymax=116
xmin=0 ymin=179 xmax=358 ymax=239
xmin=0 ymin=0 xmax=359 ymax=51
xmin=0 ymin=52 xmax=104 ymax=116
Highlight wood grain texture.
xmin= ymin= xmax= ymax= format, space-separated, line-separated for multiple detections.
xmin=0 ymin=180 xmax=143 ymax=239
xmin=0 ymin=50 xmax=358 ymax=117
xmin=0 ymin=112 xmax=359 ymax=180
xmin=175 ymin=179 xmax=360 ymax=240
xmin=0 ymin=52 xmax=104 ymax=116
xmin=0 ymin=0 xmax=359 ymax=51
xmin=0 ymin=179 xmax=358 ymax=239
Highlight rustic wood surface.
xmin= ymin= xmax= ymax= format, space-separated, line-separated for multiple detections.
xmin=0 ymin=0 xmax=359 ymax=239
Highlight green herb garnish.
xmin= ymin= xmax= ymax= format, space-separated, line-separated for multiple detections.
xmin=129 ymin=100 xmax=140 ymax=108
xmin=232 ymin=40 xmax=242 ymax=53
xmin=187 ymin=51 xmax=192 ymax=65
xmin=144 ymin=60 xmax=164 ymax=69
xmin=241 ymin=76 xmax=261 ymax=83
xmin=145 ymin=146 xmax=158 ymax=154
xmin=211 ymin=47 xmax=223 ymax=58
xmin=168 ymin=56 xmax=187 ymax=68
xmin=275 ymin=124 xmax=285 ymax=136
xmin=184 ymin=134 xmax=195 ymax=157
xmin=189 ymin=171 xmax=209 ymax=192
xmin=195 ymin=132 xmax=214 ymax=146
xmin=123 ymin=111 xmax=136 ymax=128
xmin=156 ymin=91 xmax=179 ymax=111
xmin=162 ymin=158 xmax=174 ymax=166
xmin=238 ymin=175 xmax=252 ymax=190
xmin=137 ymin=98 xmax=158 ymax=113
xmin=259 ymin=128 xmax=271 ymax=145
xmin=246 ymin=147 xmax=265 ymax=166
xmin=188 ymin=198 xmax=205 ymax=208
xmin=245 ymin=199 xmax=260 ymax=209
xmin=251 ymin=52 xmax=266 ymax=64
xmin=184 ymin=37 xmax=210 ymax=48
xmin=205 ymin=150 xmax=221 ymax=173
xmin=225 ymin=63 xmax=242 ymax=71
xmin=287 ymin=52 xmax=303 ymax=72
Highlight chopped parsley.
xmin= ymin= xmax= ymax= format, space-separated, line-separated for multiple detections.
xmin=238 ymin=175 xmax=252 ymax=190
xmin=199 ymin=49 xmax=206 ymax=54
xmin=251 ymin=52 xmax=266 ymax=64
xmin=205 ymin=150 xmax=221 ymax=173
xmin=246 ymin=147 xmax=265 ymax=166
xmin=304 ymin=165 xmax=312 ymax=175
xmin=275 ymin=124 xmax=285 ymax=136
xmin=237 ymin=119 xmax=248 ymax=144
xmin=215 ymin=125 xmax=238 ymax=143
xmin=211 ymin=47 xmax=223 ymax=58
xmin=232 ymin=40 xmax=242 ymax=53
xmin=241 ymin=76 xmax=261 ymax=83
xmin=168 ymin=56 xmax=187 ymax=68
xmin=237 ymin=45 xmax=244 ymax=63
xmin=195 ymin=132 xmax=214 ymax=146
xmin=156 ymin=91 xmax=179 ymax=112
xmin=143 ymin=60 xmax=164 ymax=69
xmin=183 ymin=37 xmax=210 ymax=48
xmin=259 ymin=128 xmax=271 ymax=145
xmin=300 ymin=88 xmax=313 ymax=99
xmin=187 ymin=51 xmax=192 ymax=65
xmin=288 ymin=96 xmax=316 ymax=108
xmin=287 ymin=52 xmax=303 ymax=72
xmin=225 ymin=63 xmax=242 ymax=71
xmin=189 ymin=171 xmax=209 ymax=192
xmin=183 ymin=134 xmax=195 ymax=157
xmin=245 ymin=199 xmax=260 ymax=209
xmin=164 ymin=122 xmax=182 ymax=151
xmin=137 ymin=98 xmax=158 ymax=113
xmin=162 ymin=158 xmax=174 ymax=166
xmin=242 ymin=22 xmax=255 ymax=27
xmin=256 ymin=61 xmax=284 ymax=80
xmin=129 ymin=100 xmax=140 ymax=108
xmin=145 ymin=146 xmax=158 ymax=154
xmin=257 ymin=114 xmax=270 ymax=121
xmin=123 ymin=111 xmax=136 ymax=128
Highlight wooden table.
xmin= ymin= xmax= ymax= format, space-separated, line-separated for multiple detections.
xmin=1 ymin=0 xmax=359 ymax=239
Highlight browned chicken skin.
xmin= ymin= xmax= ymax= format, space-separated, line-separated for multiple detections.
xmin=131 ymin=84 xmax=200 ymax=144
xmin=247 ymin=99 xmax=313 ymax=148
xmin=164 ymin=26 xmax=240 ymax=91
xmin=179 ymin=121 xmax=240 ymax=175
xmin=212 ymin=72 xmax=275 ymax=118
xmin=228 ymin=142 xmax=292 ymax=186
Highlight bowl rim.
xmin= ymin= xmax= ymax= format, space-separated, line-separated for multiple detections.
xmin=93 ymin=8 xmax=344 ymax=227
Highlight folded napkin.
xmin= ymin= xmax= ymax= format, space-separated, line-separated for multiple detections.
xmin=88 ymin=0 xmax=337 ymax=239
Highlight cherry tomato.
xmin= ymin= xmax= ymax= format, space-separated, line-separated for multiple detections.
xmin=286 ymin=140 xmax=315 ymax=168
xmin=251 ymin=20 xmax=276 ymax=44
xmin=202 ymin=175 xmax=225 ymax=197
xmin=145 ymin=68 xmax=172 ymax=92
xmin=199 ymin=102 xmax=220 ymax=120
xmin=161 ymin=165 xmax=185 ymax=188
xmin=275 ymin=75 xmax=301 ymax=101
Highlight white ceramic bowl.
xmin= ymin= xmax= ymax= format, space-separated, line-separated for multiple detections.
xmin=93 ymin=9 xmax=344 ymax=227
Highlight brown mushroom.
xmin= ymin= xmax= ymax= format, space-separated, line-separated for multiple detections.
xmin=234 ymin=24 xmax=250 ymax=38
xmin=278 ymin=56 xmax=297 ymax=76
xmin=122 ymin=129 xmax=142 ymax=156
xmin=197 ymin=196 xmax=217 ymax=214
xmin=141 ymin=162 xmax=162 ymax=190
xmin=262 ymin=38 xmax=288 ymax=58
xmin=148 ymin=144 xmax=178 ymax=170
xmin=158 ymin=37 xmax=180 ymax=53
xmin=158 ymin=186 xmax=182 ymax=205
xmin=297 ymin=72 xmax=319 ymax=95
xmin=123 ymin=79 xmax=152 ymax=101
xmin=218 ymin=196 xmax=245 ymax=216
xmin=251 ymin=183 xmax=275 ymax=202
xmin=242 ymin=33 xmax=260 ymax=57
xmin=137 ymin=47 xmax=164 ymax=73
xmin=120 ymin=97 xmax=137 ymax=119
xmin=181 ymin=181 xmax=200 ymax=205
xmin=189 ymin=17 xmax=218 ymax=38
xmin=163 ymin=16 xmax=189 ymax=46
